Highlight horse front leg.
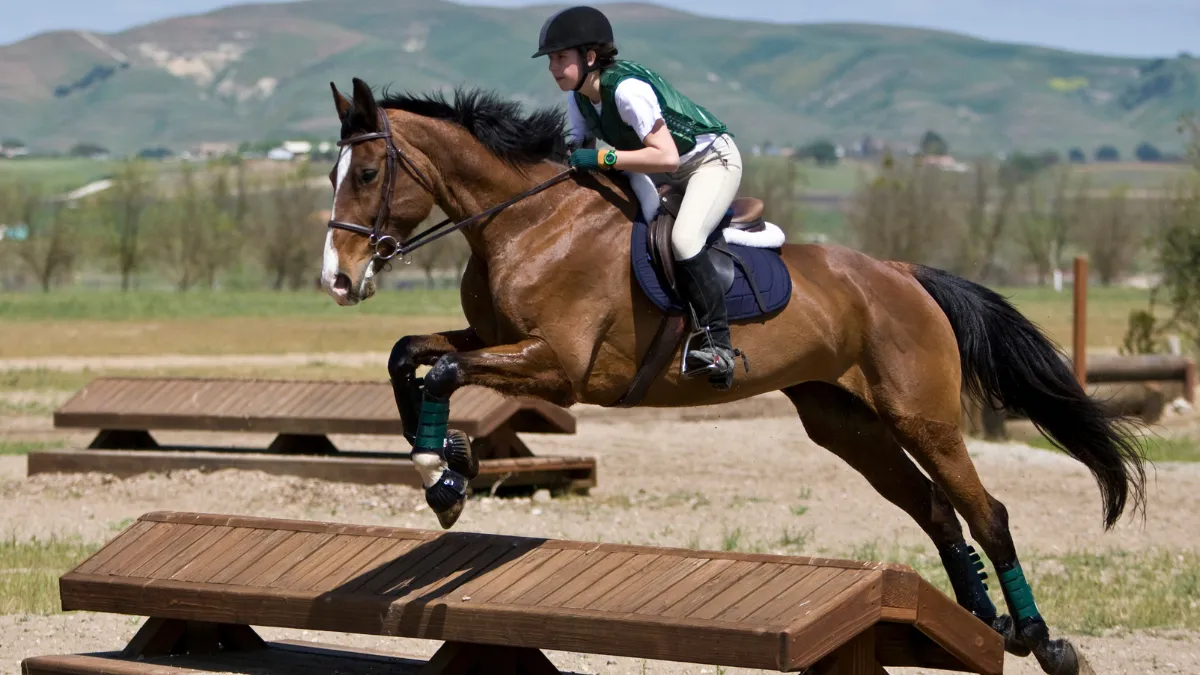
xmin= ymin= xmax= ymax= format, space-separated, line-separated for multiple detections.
xmin=412 ymin=338 xmax=576 ymax=529
xmin=388 ymin=328 xmax=486 ymax=444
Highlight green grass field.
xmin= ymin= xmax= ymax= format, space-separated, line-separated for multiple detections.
xmin=0 ymin=287 xmax=463 ymax=321
xmin=796 ymin=160 xmax=873 ymax=196
xmin=0 ymin=537 xmax=100 ymax=614
xmin=0 ymin=158 xmax=115 ymax=193
xmin=0 ymin=284 xmax=1151 ymax=358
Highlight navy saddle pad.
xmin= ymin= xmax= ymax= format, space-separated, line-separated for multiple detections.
xmin=630 ymin=215 xmax=792 ymax=321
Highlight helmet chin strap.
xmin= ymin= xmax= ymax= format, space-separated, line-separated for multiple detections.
xmin=571 ymin=46 xmax=594 ymax=92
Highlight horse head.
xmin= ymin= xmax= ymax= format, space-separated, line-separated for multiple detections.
xmin=323 ymin=77 xmax=438 ymax=305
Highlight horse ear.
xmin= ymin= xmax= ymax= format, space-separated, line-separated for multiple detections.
xmin=350 ymin=77 xmax=379 ymax=132
xmin=330 ymin=82 xmax=352 ymax=121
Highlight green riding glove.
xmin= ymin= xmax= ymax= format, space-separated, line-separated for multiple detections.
xmin=568 ymin=148 xmax=601 ymax=171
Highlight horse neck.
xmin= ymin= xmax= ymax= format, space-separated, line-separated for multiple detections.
xmin=403 ymin=115 xmax=593 ymax=265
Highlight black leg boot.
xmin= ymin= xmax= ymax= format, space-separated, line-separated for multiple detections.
xmin=676 ymin=252 xmax=738 ymax=389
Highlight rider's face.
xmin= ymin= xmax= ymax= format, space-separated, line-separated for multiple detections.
xmin=547 ymin=48 xmax=589 ymax=91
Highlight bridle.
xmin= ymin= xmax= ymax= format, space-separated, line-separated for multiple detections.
xmin=326 ymin=108 xmax=574 ymax=266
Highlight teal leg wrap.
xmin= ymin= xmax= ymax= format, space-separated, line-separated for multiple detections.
xmin=414 ymin=394 xmax=449 ymax=452
xmin=998 ymin=561 xmax=1041 ymax=623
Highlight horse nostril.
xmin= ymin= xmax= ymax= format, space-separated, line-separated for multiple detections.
xmin=332 ymin=273 xmax=351 ymax=295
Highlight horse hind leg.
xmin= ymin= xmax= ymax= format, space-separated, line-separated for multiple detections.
xmin=873 ymin=387 xmax=1087 ymax=675
xmin=781 ymin=382 xmax=998 ymax=624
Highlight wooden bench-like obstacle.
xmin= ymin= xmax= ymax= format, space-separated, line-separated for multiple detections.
xmin=21 ymin=511 xmax=1004 ymax=675
xmin=29 ymin=377 xmax=595 ymax=495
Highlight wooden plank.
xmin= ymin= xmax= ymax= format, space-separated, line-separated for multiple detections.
xmin=72 ymin=520 xmax=156 ymax=575
xmin=587 ymin=555 xmax=705 ymax=613
xmin=715 ymin=564 xmax=819 ymax=623
xmin=533 ymin=552 xmax=635 ymax=608
xmin=125 ymin=525 xmax=208 ymax=578
xmin=915 ymin=578 xmax=1005 ymax=675
xmin=96 ymin=523 xmax=185 ymax=577
xmin=205 ymin=530 xmax=296 ymax=585
xmin=53 ymin=513 xmax=997 ymax=673
xmin=742 ymin=566 xmax=845 ymax=623
xmin=306 ymin=537 xmax=414 ymax=593
xmin=57 ymin=573 xmax=793 ymax=670
xmin=781 ymin=574 xmax=884 ymax=670
xmin=27 ymin=449 xmax=596 ymax=492
xmin=336 ymin=539 xmax=427 ymax=593
xmin=554 ymin=553 xmax=661 ymax=610
xmin=21 ymin=640 xmax=436 ymax=675
xmin=366 ymin=538 xmax=471 ymax=596
xmin=686 ymin=561 xmax=788 ymax=620
xmin=161 ymin=526 xmax=244 ymax=581
xmin=281 ymin=534 xmax=377 ymax=590
xmin=52 ymin=378 xmax=576 ymax=438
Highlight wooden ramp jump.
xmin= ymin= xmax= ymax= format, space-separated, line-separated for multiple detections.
xmin=22 ymin=512 xmax=1003 ymax=675
xmin=30 ymin=376 xmax=595 ymax=495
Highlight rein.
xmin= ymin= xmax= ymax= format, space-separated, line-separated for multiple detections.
xmin=327 ymin=108 xmax=574 ymax=263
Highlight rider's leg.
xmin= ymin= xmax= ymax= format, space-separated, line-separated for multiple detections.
xmin=626 ymin=171 xmax=661 ymax=224
xmin=669 ymin=135 xmax=744 ymax=388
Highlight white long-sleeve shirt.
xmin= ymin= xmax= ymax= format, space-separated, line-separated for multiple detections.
xmin=565 ymin=78 xmax=718 ymax=223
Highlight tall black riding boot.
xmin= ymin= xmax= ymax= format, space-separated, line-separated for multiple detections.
xmin=676 ymin=251 xmax=738 ymax=389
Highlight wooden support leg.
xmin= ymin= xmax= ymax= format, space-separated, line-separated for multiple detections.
xmin=810 ymin=629 xmax=884 ymax=675
xmin=120 ymin=618 xmax=265 ymax=658
xmin=472 ymin=426 xmax=533 ymax=460
xmin=89 ymin=429 xmax=158 ymax=450
xmin=418 ymin=642 xmax=561 ymax=675
xmin=267 ymin=433 xmax=339 ymax=454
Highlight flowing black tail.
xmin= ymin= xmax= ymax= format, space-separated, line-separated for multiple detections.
xmin=910 ymin=264 xmax=1147 ymax=530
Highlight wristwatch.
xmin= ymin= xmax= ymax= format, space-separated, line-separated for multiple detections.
xmin=602 ymin=149 xmax=618 ymax=168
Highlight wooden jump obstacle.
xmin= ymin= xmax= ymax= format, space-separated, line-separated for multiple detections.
xmin=29 ymin=376 xmax=595 ymax=495
xmin=964 ymin=257 xmax=1196 ymax=439
xmin=21 ymin=511 xmax=1004 ymax=675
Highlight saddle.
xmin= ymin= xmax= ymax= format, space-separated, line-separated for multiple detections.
xmin=608 ymin=186 xmax=784 ymax=409
xmin=647 ymin=185 xmax=766 ymax=294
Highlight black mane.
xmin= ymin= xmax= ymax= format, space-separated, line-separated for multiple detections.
xmin=374 ymin=86 xmax=569 ymax=166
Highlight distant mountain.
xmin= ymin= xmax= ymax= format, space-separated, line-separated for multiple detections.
xmin=1 ymin=0 xmax=1197 ymax=157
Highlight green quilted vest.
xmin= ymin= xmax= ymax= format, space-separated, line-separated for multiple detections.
xmin=573 ymin=60 xmax=728 ymax=155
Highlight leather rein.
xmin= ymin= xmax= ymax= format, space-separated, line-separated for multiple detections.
xmin=326 ymin=108 xmax=574 ymax=264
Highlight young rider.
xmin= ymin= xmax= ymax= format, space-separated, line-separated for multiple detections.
xmin=532 ymin=5 xmax=745 ymax=390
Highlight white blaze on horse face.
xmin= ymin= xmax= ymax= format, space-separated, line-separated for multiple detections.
xmin=321 ymin=146 xmax=354 ymax=291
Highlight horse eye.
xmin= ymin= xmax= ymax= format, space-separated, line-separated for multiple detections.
xmin=360 ymin=169 xmax=378 ymax=184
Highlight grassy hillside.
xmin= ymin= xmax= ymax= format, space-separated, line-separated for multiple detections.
xmin=1 ymin=0 xmax=1197 ymax=156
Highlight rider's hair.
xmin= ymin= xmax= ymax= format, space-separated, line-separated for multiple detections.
xmin=586 ymin=42 xmax=619 ymax=70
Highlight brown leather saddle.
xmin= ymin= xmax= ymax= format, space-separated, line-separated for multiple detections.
xmin=607 ymin=186 xmax=768 ymax=409
xmin=647 ymin=184 xmax=766 ymax=293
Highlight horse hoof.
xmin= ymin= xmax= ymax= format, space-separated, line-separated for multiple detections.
xmin=991 ymin=615 xmax=1032 ymax=657
xmin=444 ymin=429 xmax=478 ymax=480
xmin=424 ymin=469 xmax=468 ymax=530
xmin=1034 ymin=638 xmax=1086 ymax=675
xmin=436 ymin=498 xmax=465 ymax=530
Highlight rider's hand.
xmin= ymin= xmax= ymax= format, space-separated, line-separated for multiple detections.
xmin=568 ymin=148 xmax=602 ymax=171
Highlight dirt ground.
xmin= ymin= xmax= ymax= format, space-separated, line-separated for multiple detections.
xmin=1 ymin=355 xmax=1199 ymax=674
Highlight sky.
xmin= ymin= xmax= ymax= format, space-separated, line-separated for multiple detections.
xmin=3 ymin=0 xmax=1197 ymax=58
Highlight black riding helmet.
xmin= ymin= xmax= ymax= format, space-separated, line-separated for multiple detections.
xmin=531 ymin=6 xmax=614 ymax=91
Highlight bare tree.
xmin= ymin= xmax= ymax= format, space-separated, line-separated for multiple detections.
xmin=153 ymin=162 xmax=208 ymax=291
xmin=100 ymin=158 xmax=152 ymax=290
xmin=1085 ymin=186 xmax=1141 ymax=286
xmin=257 ymin=163 xmax=322 ymax=290
xmin=11 ymin=185 xmax=79 ymax=291
xmin=846 ymin=152 xmax=964 ymax=267
xmin=1017 ymin=168 xmax=1075 ymax=285
xmin=199 ymin=163 xmax=243 ymax=288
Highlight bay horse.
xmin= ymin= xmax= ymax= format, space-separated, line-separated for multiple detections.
xmin=321 ymin=77 xmax=1145 ymax=675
